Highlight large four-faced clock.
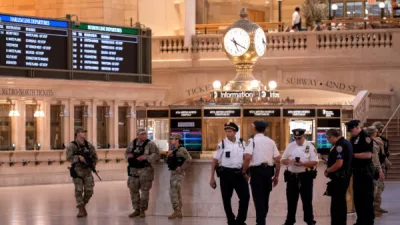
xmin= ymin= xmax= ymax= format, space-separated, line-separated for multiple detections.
xmin=223 ymin=28 xmax=251 ymax=57
xmin=254 ymin=28 xmax=267 ymax=56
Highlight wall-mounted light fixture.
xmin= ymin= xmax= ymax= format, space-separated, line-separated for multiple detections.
xmin=33 ymin=99 xmax=45 ymax=117
xmin=7 ymin=98 xmax=19 ymax=117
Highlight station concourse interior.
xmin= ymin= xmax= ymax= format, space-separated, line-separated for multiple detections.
xmin=0 ymin=0 xmax=400 ymax=224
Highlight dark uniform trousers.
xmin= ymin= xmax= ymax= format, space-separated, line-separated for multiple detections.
xmin=353 ymin=168 xmax=375 ymax=225
xmin=285 ymin=172 xmax=315 ymax=225
xmin=330 ymin=177 xmax=351 ymax=225
xmin=220 ymin=168 xmax=250 ymax=225
xmin=249 ymin=165 xmax=274 ymax=225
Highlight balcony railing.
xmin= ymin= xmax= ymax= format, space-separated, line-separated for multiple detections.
xmin=152 ymin=29 xmax=400 ymax=65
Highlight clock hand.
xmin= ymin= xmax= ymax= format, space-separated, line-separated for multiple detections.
xmin=236 ymin=42 xmax=246 ymax=49
xmin=231 ymin=39 xmax=239 ymax=51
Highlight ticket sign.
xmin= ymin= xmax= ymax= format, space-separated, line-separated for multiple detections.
xmin=317 ymin=109 xmax=341 ymax=118
xmin=283 ymin=109 xmax=316 ymax=117
xmin=170 ymin=109 xmax=201 ymax=118
xmin=243 ymin=109 xmax=281 ymax=117
xmin=204 ymin=109 xmax=241 ymax=117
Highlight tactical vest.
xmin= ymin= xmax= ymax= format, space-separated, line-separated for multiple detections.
xmin=166 ymin=146 xmax=186 ymax=171
xmin=128 ymin=139 xmax=150 ymax=168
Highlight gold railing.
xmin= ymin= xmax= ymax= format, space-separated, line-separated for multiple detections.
xmin=195 ymin=22 xmax=286 ymax=34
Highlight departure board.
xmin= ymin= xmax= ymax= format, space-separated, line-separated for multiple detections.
xmin=72 ymin=23 xmax=139 ymax=73
xmin=0 ymin=14 xmax=69 ymax=69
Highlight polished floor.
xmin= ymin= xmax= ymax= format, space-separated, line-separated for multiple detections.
xmin=0 ymin=181 xmax=398 ymax=225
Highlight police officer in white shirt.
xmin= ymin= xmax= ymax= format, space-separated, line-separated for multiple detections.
xmin=242 ymin=120 xmax=281 ymax=225
xmin=210 ymin=122 xmax=250 ymax=225
xmin=281 ymin=129 xmax=318 ymax=225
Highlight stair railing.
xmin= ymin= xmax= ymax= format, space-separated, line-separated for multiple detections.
xmin=382 ymin=104 xmax=400 ymax=137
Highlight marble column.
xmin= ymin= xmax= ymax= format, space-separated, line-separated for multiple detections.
xmin=184 ymin=0 xmax=196 ymax=47
xmin=14 ymin=99 xmax=25 ymax=151
xmin=112 ymin=100 xmax=119 ymax=149
xmin=68 ymin=99 xmax=75 ymax=142
xmin=91 ymin=101 xmax=98 ymax=148
xmin=38 ymin=100 xmax=51 ymax=150
xmin=129 ymin=101 xmax=137 ymax=142
xmin=62 ymin=100 xmax=70 ymax=146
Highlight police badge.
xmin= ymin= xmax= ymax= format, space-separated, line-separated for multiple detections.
xmin=366 ymin=137 xmax=371 ymax=144
xmin=336 ymin=146 xmax=343 ymax=153
xmin=305 ymin=146 xmax=310 ymax=153
xmin=295 ymin=131 xmax=299 ymax=136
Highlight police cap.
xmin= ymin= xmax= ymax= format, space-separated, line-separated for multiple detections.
xmin=74 ymin=127 xmax=87 ymax=136
xmin=137 ymin=128 xmax=147 ymax=135
xmin=372 ymin=121 xmax=385 ymax=129
xmin=170 ymin=134 xmax=182 ymax=140
xmin=345 ymin=120 xmax=360 ymax=130
xmin=253 ymin=120 xmax=269 ymax=131
xmin=292 ymin=128 xmax=306 ymax=138
xmin=224 ymin=122 xmax=239 ymax=132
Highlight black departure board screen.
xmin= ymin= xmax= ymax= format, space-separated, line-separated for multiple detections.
xmin=0 ymin=14 xmax=68 ymax=69
xmin=72 ymin=23 xmax=138 ymax=73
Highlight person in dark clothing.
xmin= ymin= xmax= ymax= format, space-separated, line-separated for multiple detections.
xmin=324 ymin=129 xmax=353 ymax=225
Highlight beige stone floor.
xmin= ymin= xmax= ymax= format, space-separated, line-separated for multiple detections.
xmin=0 ymin=181 xmax=398 ymax=225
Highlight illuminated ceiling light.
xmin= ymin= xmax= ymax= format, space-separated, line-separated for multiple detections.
xmin=212 ymin=80 xmax=222 ymax=90
xmin=332 ymin=4 xmax=338 ymax=10
xmin=268 ymin=80 xmax=277 ymax=90
xmin=250 ymin=80 xmax=259 ymax=88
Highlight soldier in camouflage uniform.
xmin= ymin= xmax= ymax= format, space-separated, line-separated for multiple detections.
xmin=366 ymin=126 xmax=385 ymax=217
xmin=66 ymin=127 xmax=99 ymax=218
xmin=166 ymin=134 xmax=192 ymax=219
xmin=126 ymin=128 xmax=160 ymax=218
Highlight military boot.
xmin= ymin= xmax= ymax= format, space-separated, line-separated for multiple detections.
xmin=140 ymin=210 xmax=146 ymax=218
xmin=380 ymin=208 xmax=389 ymax=213
xmin=76 ymin=206 xmax=86 ymax=218
xmin=83 ymin=205 xmax=88 ymax=216
xmin=128 ymin=210 xmax=140 ymax=218
xmin=374 ymin=207 xmax=382 ymax=217
xmin=168 ymin=209 xmax=183 ymax=219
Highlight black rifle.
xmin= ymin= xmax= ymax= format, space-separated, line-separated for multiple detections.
xmin=70 ymin=141 xmax=102 ymax=181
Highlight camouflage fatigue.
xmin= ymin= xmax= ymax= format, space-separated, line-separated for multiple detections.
xmin=125 ymin=139 xmax=160 ymax=211
xmin=66 ymin=140 xmax=98 ymax=208
xmin=374 ymin=178 xmax=385 ymax=209
xmin=372 ymin=138 xmax=385 ymax=211
xmin=168 ymin=146 xmax=192 ymax=210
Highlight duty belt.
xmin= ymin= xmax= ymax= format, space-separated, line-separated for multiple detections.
xmin=220 ymin=167 xmax=242 ymax=173
xmin=251 ymin=163 xmax=272 ymax=168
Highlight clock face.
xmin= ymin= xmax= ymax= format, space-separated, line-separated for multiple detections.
xmin=223 ymin=28 xmax=250 ymax=57
xmin=254 ymin=28 xmax=266 ymax=56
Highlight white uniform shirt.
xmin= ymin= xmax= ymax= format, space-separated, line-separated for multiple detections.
xmin=281 ymin=141 xmax=319 ymax=173
xmin=244 ymin=133 xmax=280 ymax=166
xmin=292 ymin=11 xmax=300 ymax=25
xmin=213 ymin=137 xmax=245 ymax=169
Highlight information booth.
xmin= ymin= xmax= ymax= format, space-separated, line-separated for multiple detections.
xmin=242 ymin=108 xmax=281 ymax=150
xmin=202 ymin=107 xmax=241 ymax=151
xmin=316 ymin=109 xmax=342 ymax=154
xmin=170 ymin=108 xmax=202 ymax=151
xmin=282 ymin=108 xmax=316 ymax=145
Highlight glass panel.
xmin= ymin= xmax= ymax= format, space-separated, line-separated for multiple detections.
xmin=366 ymin=1 xmax=392 ymax=17
xmin=97 ymin=106 xmax=109 ymax=149
xmin=331 ymin=2 xmax=345 ymax=17
xmin=346 ymin=2 xmax=363 ymax=17
xmin=0 ymin=105 xmax=12 ymax=151
xmin=74 ymin=105 xmax=87 ymax=132
xmin=50 ymin=105 xmax=64 ymax=150
xmin=147 ymin=119 xmax=169 ymax=151
xmin=25 ymin=105 xmax=36 ymax=150
xmin=118 ymin=106 xmax=129 ymax=148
